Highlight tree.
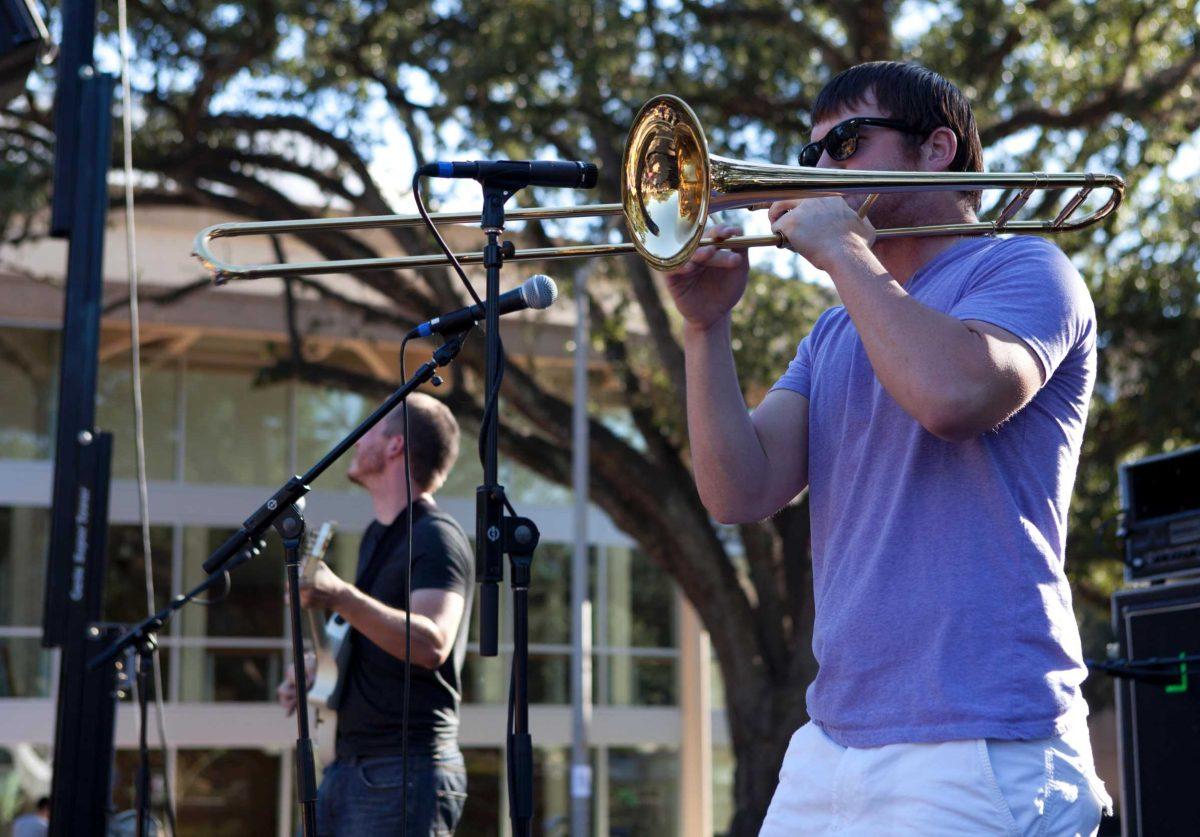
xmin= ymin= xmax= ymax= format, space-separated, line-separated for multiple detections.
xmin=3 ymin=2 xmax=1199 ymax=832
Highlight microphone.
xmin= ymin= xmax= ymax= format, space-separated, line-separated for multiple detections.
xmin=407 ymin=275 xmax=558 ymax=339
xmin=418 ymin=159 xmax=598 ymax=190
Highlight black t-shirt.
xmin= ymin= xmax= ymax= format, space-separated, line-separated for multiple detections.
xmin=335 ymin=496 xmax=474 ymax=758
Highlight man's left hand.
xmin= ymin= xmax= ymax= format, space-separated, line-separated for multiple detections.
xmin=769 ymin=197 xmax=876 ymax=272
xmin=299 ymin=561 xmax=349 ymax=610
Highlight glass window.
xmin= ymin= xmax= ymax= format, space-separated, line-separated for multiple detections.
xmin=527 ymin=654 xmax=569 ymax=705
xmin=293 ymin=383 xmax=371 ymax=491
xmin=175 ymin=748 xmax=280 ymax=834
xmin=603 ymin=546 xmax=676 ymax=649
xmin=184 ymin=369 xmax=288 ymax=486
xmin=440 ymin=453 xmax=572 ymax=506
xmin=103 ymin=524 xmax=173 ymax=624
xmin=0 ymin=637 xmax=52 ymax=697
xmin=111 ymin=747 xmax=166 ymax=825
xmin=0 ymin=326 xmax=57 ymax=460
xmin=0 ymin=506 xmax=50 ymax=627
xmin=180 ymin=648 xmax=282 ymax=702
xmin=180 ymin=528 xmax=284 ymax=639
xmin=711 ymin=650 xmax=726 ymax=710
xmin=95 ymin=361 xmax=178 ymax=481
xmin=713 ymin=744 xmax=736 ymax=837
xmin=461 ymin=652 xmax=506 ymax=704
xmin=600 ymin=655 xmax=676 ymax=707
xmin=458 ymin=747 xmax=504 ymax=835
xmin=178 ymin=527 xmax=285 ymax=702
xmin=607 ymin=745 xmax=680 ymax=836
xmin=528 ymin=542 xmax=570 ymax=645
xmin=535 ymin=745 xmax=571 ymax=837
xmin=499 ymin=459 xmax=572 ymax=506
xmin=438 ymin=449 xmax=483 ymax=499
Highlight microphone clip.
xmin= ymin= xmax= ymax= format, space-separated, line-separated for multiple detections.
xmin=431 ymin=326 xmax=472 ymax=368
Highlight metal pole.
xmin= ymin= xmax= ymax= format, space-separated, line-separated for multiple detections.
xmin=570 ymin=269 xmax=593 ymax=834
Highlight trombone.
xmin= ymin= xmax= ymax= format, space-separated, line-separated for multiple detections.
xmin=193 ymin=95 xmax=1124 ymax=282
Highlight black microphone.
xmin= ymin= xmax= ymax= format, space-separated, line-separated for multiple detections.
xmin=418 ymin=160 xmax=598 ymax=190
xmin=407 ymin=275 xmax=558 ymax=339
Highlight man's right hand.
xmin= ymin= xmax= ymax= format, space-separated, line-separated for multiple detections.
xmin=276 ymin=652 xmax=316 ymax=717
xmin=662 ymin=224 xmax=750 ymax=331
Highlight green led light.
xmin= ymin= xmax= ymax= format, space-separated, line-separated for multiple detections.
xmin=1165 ymin=652 xmax=1189 ymax=695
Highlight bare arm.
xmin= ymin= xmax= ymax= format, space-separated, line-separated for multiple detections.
xmin=336 ymin=586 xmax=465 ymax=670
xmin=300 ymin=562 xmax=465 ymax=670
xmin=772 ymin=200 xmax=1044 ymax=442
xmin=664 ymin=223 xmax=811 ymax=525
xmin=685 ymin=319 xmax=810 ymax=523
xmin=819 ymin=240 xmax=1042 ymax=441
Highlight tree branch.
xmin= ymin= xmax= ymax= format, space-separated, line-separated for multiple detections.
xmin=981 ymin=39 xmax=1200 ymax=143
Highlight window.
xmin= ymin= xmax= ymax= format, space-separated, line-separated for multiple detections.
xmin=607 ymin=745 xmax=680 ymax=836
xmin=95 ymin=362 xmax=178 ymax=481
xmin=293 ymin=383 xmax=370 ymax=491
xmin=177 ymin=527 xmax=285 ymax=702
xmin=0 ymin=327 xmax=57 ymax=461
xmin=184 ymin=369 xmax=288 ymax=486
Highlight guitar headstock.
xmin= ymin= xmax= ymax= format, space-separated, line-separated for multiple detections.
xmin=300 ymin=521 xmax=338 ymax=581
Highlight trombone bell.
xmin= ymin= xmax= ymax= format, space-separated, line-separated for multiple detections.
xmin=622 ymin=97 xmax=712 ymax=272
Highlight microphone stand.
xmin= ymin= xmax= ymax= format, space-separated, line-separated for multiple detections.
xmin=275 ymin=502 xmax=317 ymax=836
xmin=475 ymin=183 xmax=542 ymax=837
xmin=92 ymin=331 xmax=469 ymax=836
xmin=90 ymin=549 xmax=255 ymax=836
xmin=133 ymin=632 xmax=154 ymax=837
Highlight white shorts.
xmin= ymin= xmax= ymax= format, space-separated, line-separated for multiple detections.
xmin=759 ymin=721 xmax=1113 ymax=836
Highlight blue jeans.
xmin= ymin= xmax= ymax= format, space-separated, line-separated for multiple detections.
xmin=315 ymin=749 xmax=467 ymax=836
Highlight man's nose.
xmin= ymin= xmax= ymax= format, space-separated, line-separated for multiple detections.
xmin=816 ymin=151 xmax=842 ymax=170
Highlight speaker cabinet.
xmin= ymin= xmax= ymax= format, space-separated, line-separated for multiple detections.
xmin=1113 ymin=580 xmax=1200 ymax=835
xmin=1120 ymin=445 xmax=1200 ymax=582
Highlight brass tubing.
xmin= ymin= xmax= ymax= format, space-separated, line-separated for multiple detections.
xmin=193 ymin=94 xmax=1125 ymax=281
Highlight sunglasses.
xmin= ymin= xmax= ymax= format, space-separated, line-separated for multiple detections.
xmin=798 ymin=118 xmax=926 ymax=167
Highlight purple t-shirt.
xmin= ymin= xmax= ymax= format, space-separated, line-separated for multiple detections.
xmin=771 ymin=235 xmax=1096 ymax=747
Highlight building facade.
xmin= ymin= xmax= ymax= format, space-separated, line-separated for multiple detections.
xmin=0 ymin=208 xmax=734 ymax=834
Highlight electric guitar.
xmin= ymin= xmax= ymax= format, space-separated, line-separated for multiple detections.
xmin=299 ymin=521 xmax=350 ymax=764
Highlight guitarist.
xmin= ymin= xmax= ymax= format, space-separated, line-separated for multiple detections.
xmin=277 ymin=393 xmax=474 ymax=836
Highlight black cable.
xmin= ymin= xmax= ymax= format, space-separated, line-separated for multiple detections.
xmin=412 ymin=168 xmax=516 ymax=829
xmin=506 ymin=667 xmax=516 ymax=815
xmin=410 ymin=170 xmax=510 ymax=471
xmin=1087 ymin=653 xmax=1200 ymax=679
xmin=400 ymin=334 xmax=414 ymax=836
xmin=478 ymin=340 xmax=506 ymax=468
xmin=188 ymin=572 xmax=232 ymax=606
xmin=412 ymin=172 xmax=482 ymax=307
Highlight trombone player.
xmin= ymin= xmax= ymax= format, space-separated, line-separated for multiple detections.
xmin=665 ymin=61 xmax=1113 ymax=835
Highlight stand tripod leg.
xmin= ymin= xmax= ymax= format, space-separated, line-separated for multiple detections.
xmin=287 ymin=557 xmax=319 ymax=836
xmin=135 ymin=638 xmax=155 ymax=837
xmin=278 ymin=507 xmax=318 ymax=836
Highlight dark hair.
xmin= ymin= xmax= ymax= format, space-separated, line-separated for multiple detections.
xmin=36 ymin=796 xmax=50 ymax=810
xmin=813 ymin=61 xmax=984 ymax=210
xmin=382 ymin=392 xmax=460 ymax=492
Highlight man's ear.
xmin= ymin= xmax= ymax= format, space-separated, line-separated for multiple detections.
xmin=385 ymin=433 xmax=406 ymax=462
xmin=922 ymin=126 xmax=958 ymax=172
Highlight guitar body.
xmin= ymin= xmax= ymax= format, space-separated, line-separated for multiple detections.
xmin=307 ymin=610 xmax=352 ymax=765
xmin=297 ymin=522 xmax=351 ymax=766
xmin=308 ymin=612 xmax=351 ymax=711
